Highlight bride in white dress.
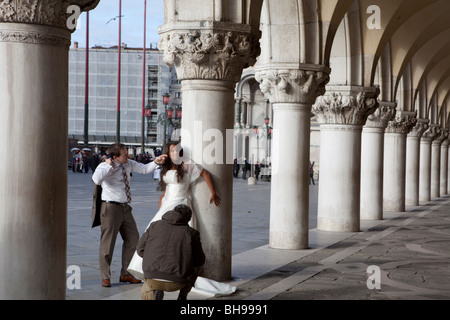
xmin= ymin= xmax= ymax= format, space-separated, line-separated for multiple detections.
xmin=127 ymin=142 xmax=236 ymax=297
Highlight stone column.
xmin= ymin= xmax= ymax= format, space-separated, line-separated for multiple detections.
xmin=441 ymin=132 xmax=449 ymax=196
xmin=0 ymin=0 xmax=99 ymax=300
xmin=360 ymin=102 xmax=396 ymax=220
xmin=246 ymin=100 xmax=253 ymax=129
xmin=243 ymin=100 xmax=250 ymax=129
xmin=158 ymin=24 xmax=260 ymax=281
xmin=405 ymin=119 xmax=429 ymax=206
xmin=313 ymin=87 xmax=380 ymax=232
xmin=255 ymin=66 xmax=330 ymax=248
xmin=383 ymin=111 xmax=417 ymax=212
xmin=442 ymin=139 xmax=449 ymax=195
xmin=419 ymin=124 xmax=440 ymax=202
xmin=431 ymin=129 xmax=447 ymax=199
xmin=448 ymin=140 xmax=450 ymax=195
xmin=234 ymin=98 xmax=242 ymax=129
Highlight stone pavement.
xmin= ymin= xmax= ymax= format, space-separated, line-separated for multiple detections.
xmin=66 ymin=169 xmax=450 ymax=301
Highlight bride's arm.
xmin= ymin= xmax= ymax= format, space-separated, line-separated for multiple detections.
xmin=200 ymin=169 xmax=221 ymax=207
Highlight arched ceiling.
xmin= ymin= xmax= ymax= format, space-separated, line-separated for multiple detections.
xmin=161 ymin=1 xmax=450 ymax=127
xmin=382 ymin=0 xmax=450 ymax=126
xmin=257 ymin=0 xmax=354 ymax=66
xmin=324 ymin=0 xmax=450 ymax=126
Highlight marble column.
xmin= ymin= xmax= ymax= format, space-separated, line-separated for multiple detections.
xmin=405 ymin=119 xmax=429 ymax=206
xmin=158 ymin=24 xmax=260 ymax=281
xmin=360 ymin=102 xmax=396 ymax=220
xmin=441 ymin=133 xmax=449 ymax=196
xmin=234 ymin=98 xmax=242 ymax=129
xmin=313 ymin=87 xmax=380 ymax=232
xmin=431 ymin=129 xmax=445 ymax=199
xmin=448 ymin=140 xmax=450 ymax=195
xmin=419 ymin=124 xmax=440 ymax=202
xmin=383 ymin=111 xmax=417 ymax=212
xmin=0 ymin=0 xmax=99 ymax=300
xmin=255 ymin=66 xmax=330 ymax=249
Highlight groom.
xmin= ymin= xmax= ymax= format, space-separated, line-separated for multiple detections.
xmin=92 ymin=143 xmax=166 ymax=287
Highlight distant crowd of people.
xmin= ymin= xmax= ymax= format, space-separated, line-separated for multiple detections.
xmin=233 ymin=158 xmax=264 ymax=180
xmin=71 ymin=148 xmax=161 ymax=174
xmin=71 ymin=151 xmax=99 ymax=173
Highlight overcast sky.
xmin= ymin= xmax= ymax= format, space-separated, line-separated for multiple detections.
xmin=71 ymin=0 xmax=164 ymax=48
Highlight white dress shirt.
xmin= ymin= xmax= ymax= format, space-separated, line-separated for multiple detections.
xmin=92 ymin=159 xmax=158 ymax=203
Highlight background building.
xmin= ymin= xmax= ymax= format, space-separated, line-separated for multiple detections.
xmin=68 ymin=42 xmax=175 ymax=155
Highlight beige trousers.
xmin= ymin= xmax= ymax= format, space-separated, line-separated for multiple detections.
xmin=141 ymin=279 xmax=192 ymax=300
xmin=99 ymin=202 xmax=139 ymax=280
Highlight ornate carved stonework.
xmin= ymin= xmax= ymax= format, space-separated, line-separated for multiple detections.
xmin=255 ymin=66 xmax=330 ymax=105
xmin=0 ymin=29 xmax=69 ymax=46
xmin=408 ymin=118 xmax=429 ymax=138
xmin=0 ymin=0 xmax=99 ymax=46
xmin=312 ymin=88 xmax=379 ymax=126
xmin=364 ymin=101 xmax=396 ymax=129
xmin=385 ymin=111 xmax=417 ymax=134
xmin=0 ymin=0 xmax=99 ymax=28
xmin=422 ymin=124 xmax=441 ymax=141
xmin=433 ymin=127 xmax=448 ymax=145
xmin=443 ymin=129 xmax=450 ymax=146
xmin=158 ymin=27 xmax=260 ymax=83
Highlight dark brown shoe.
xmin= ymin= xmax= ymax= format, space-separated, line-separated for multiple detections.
xmin=102 ymin=279 xmax=111 ymax=287
xmin=119 ymin=274 xmax=142 ymax=284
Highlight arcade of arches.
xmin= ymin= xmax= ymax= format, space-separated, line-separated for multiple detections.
xmin=1 ymin=0 xmax=449 ymax=299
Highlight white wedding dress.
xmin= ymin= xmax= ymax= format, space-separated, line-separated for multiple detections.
xmin=127 ymin=163 xmax=236 ymax=298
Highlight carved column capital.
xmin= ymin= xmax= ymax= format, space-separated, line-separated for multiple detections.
xmin=0 ymin=0 xmax=99 ymax=47
xmin=443 ymin=129 xmax=450 ymax=146
xmin=0 ymin=0 xmax=99 ymax=29
xmin=408 ymin=118 xmax=430 ymax=138
xmin=422 ymin=124 xmax=441 ymax=141
xmin=365 ymin=101 xmax=396 ymax=129
xmin=312 ymin=86 xmax=380 ymax=125
xmin=442 ymin=128 xmax=450 ymax=146
xmin=158 ymin=22 xmax=261 ymax=82
xmin=254 ymin=65 xmax=331 ymax=105
xmin=385 ymin=111 xmax=417 ymax=134
xmin=433 ymin=127 xmax=448 ymax=145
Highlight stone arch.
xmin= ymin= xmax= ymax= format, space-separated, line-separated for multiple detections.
xmin=328 ymin=0 xmax=364 ymax=86
xmin=377 ymin=42 xmax=393 ymax=102
xmin=367 ymin=0 xmax=440 ymax=87
xmin=412 ymin=41 xmax=450 ymax=122
xmin=395 ymin=63 xmax=414 ymax=112
xmin=258 ymin=0 xmax=354 ymax=67
xmin=438 ymin=101 xmax=448 ymax=129
xmin=391 ymin=1 xmax=450 ymax=93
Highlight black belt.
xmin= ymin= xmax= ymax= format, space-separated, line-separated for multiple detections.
xmin=102 ymin=200 xmax=128 ymax=207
